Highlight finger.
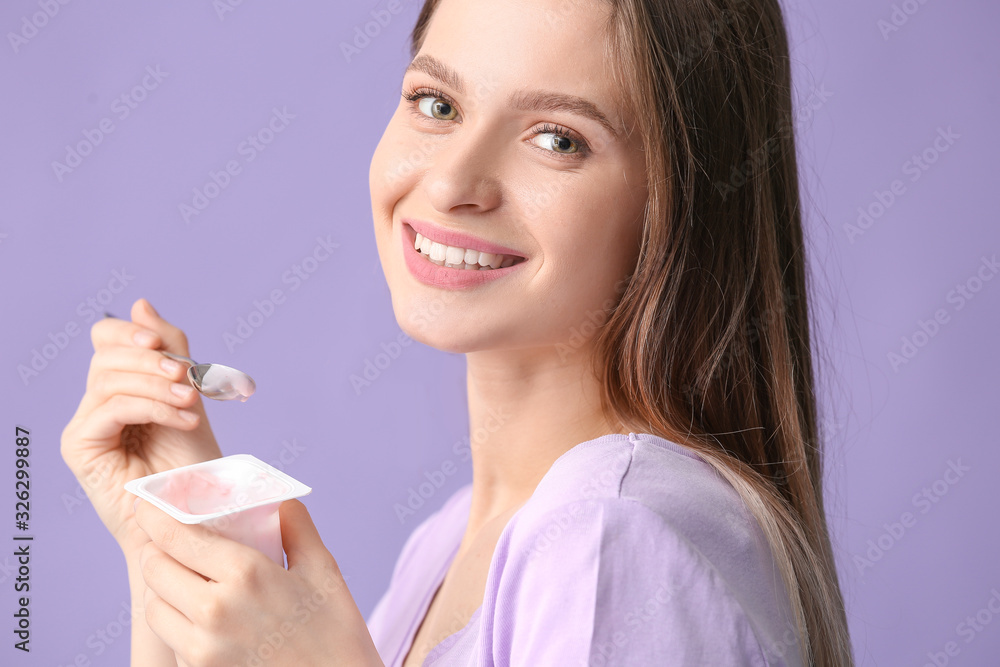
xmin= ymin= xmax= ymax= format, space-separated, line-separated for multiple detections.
xmin=80 ymin=394 xmax=199 ymax=443
xmin=134 ymin=500 xmax=261 ymax=584
xmin=91 ymin=313 xmax=163 ymax=351
xmin=87 ymin=368 xmax=199 ymax=411
xmin=142 ymin=585 xmax=201 ymax=662
xmin=129 ymin=298 xmax=191 ymax=357
xmin=88 ymin=345 xmax=193 ymax=389
xmin=140 ymin=541 xmax=212 ymax=622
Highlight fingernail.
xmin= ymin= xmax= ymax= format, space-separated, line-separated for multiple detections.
xmin=134 ymin=330 xmax=158 ymax=346
xmin=171 ymin=382 xmax=194 ymax=398
xmin=133 ymin=497 xmax=141 ymax=512
xmin=160 ymin=358 xmax=183 ymax=374
xmin=179 ymin=410 xmax=198 ymax=422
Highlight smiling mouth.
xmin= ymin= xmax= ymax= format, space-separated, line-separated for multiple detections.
xmin=412 ymin=231 xmax=527 ymax=270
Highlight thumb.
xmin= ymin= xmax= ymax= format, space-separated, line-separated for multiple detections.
xmin=129 ymin=298 xmax=191 ymax=356
xmin=130 ymin=297 xmax=160 ymax=325
xmin=279 ymin=499 xmax=334 ymax=574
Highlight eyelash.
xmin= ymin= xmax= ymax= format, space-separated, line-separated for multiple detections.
xmin=401 ymin=84 xmax=591 ymax=160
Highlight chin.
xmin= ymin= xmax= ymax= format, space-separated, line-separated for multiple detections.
xmin=388 ymin=296 xmax=519 ymax=355
xmin=393 ymin=304 xmax=480 ymax=354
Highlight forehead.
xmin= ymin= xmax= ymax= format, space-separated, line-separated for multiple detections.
xmin=416 ymin=0 xmax=630 ymax=137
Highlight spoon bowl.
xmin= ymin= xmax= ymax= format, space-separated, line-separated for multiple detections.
xmin=161 ymin=352 xmax=256 ymax=402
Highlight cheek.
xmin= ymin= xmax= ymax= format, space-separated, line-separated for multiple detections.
xmin=534 ymin=181 xmax=640 ymax=278
xmin=529 ymin=185 xmax=642 ymax=322
xmin=551 ymin=235 xmax=629 ymax=312
xmin=369 ymin=122 xmax=411 ymax=215
xmin=370 ymin=118 xmax=439 ymax=207
xmin=370 ymin=120 xmax=424 ymax=265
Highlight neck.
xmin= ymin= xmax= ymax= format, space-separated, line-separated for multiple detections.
xmin=461 ymin=345 xmax=626 ymax=540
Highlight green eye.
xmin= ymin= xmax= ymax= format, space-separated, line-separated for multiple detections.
xmin=535 ymin=131 xmax=580 ymax=155
xmin=528 ymin=123 xmax=589 ymax=158
xmin=417 ymin=96 xmax=458 ymax=121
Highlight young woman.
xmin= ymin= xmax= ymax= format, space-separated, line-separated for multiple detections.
xmin=61 ymin=0 xmax=854 ymax=665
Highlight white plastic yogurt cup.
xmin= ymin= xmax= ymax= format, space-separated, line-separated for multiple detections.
xmin=124 ymin=454 xmax=312 ymax=567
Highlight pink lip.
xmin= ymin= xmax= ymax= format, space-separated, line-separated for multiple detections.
xmin=400 ymin=223 xmax=526 ymax=289
xmin=402 ymin=218 xmax=526 ymax=258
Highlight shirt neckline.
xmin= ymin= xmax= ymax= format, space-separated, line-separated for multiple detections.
xmin=396 ymin=489 xmax=476 ymax=667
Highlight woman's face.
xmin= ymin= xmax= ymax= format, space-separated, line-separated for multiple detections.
xmin=370 ymin=0 xmax=647 ymax=355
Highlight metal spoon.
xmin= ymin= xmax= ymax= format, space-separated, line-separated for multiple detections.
xmin=103 ymin=312 xmax=256 ymax=402
xmin=160 ymin=351 xmax=256 ymax=402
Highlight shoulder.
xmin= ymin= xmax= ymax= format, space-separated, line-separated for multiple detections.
xmin=480 ymin=433 xmax=802 ymax=665
xmin=486 ymin=496 xmax=778 ymax=665
xmin=510 ymin=432 xmax=763 ymax=567
xmin=517 ymin=432 xmax=742 ymax=510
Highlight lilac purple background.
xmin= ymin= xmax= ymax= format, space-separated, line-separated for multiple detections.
xmin=0 ymin=0 xmax=997 ymax=664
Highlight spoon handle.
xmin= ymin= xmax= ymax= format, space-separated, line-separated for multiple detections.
xmin=160 ymin=351 xmax=198 ymax=366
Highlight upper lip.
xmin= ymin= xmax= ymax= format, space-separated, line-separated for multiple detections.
xmin=402 ymin=218 xmax=526 ymax=259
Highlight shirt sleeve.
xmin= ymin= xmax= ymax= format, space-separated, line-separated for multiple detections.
xmin=484 ymin=497 xmax=771 ymax=666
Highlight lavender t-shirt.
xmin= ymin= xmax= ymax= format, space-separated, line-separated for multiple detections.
xmin=366 ymin=432 xmax=804 ymax=666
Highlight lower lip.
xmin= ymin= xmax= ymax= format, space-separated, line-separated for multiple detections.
xmin=400 ymin=223 xmax=525 ymax=289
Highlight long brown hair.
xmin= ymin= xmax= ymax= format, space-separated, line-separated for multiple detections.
xmin=409 ymin=1 xmax=853 ymax=664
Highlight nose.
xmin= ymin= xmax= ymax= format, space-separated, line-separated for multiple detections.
xmin=421 ymin=127 xmax=503 ymax=215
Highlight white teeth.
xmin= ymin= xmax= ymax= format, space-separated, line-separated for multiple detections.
xmin=412 ymin=229 xmax=523 ymax=271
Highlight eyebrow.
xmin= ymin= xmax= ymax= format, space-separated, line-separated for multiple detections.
xmin=404 ymin=54 xmax=622 ymax=139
